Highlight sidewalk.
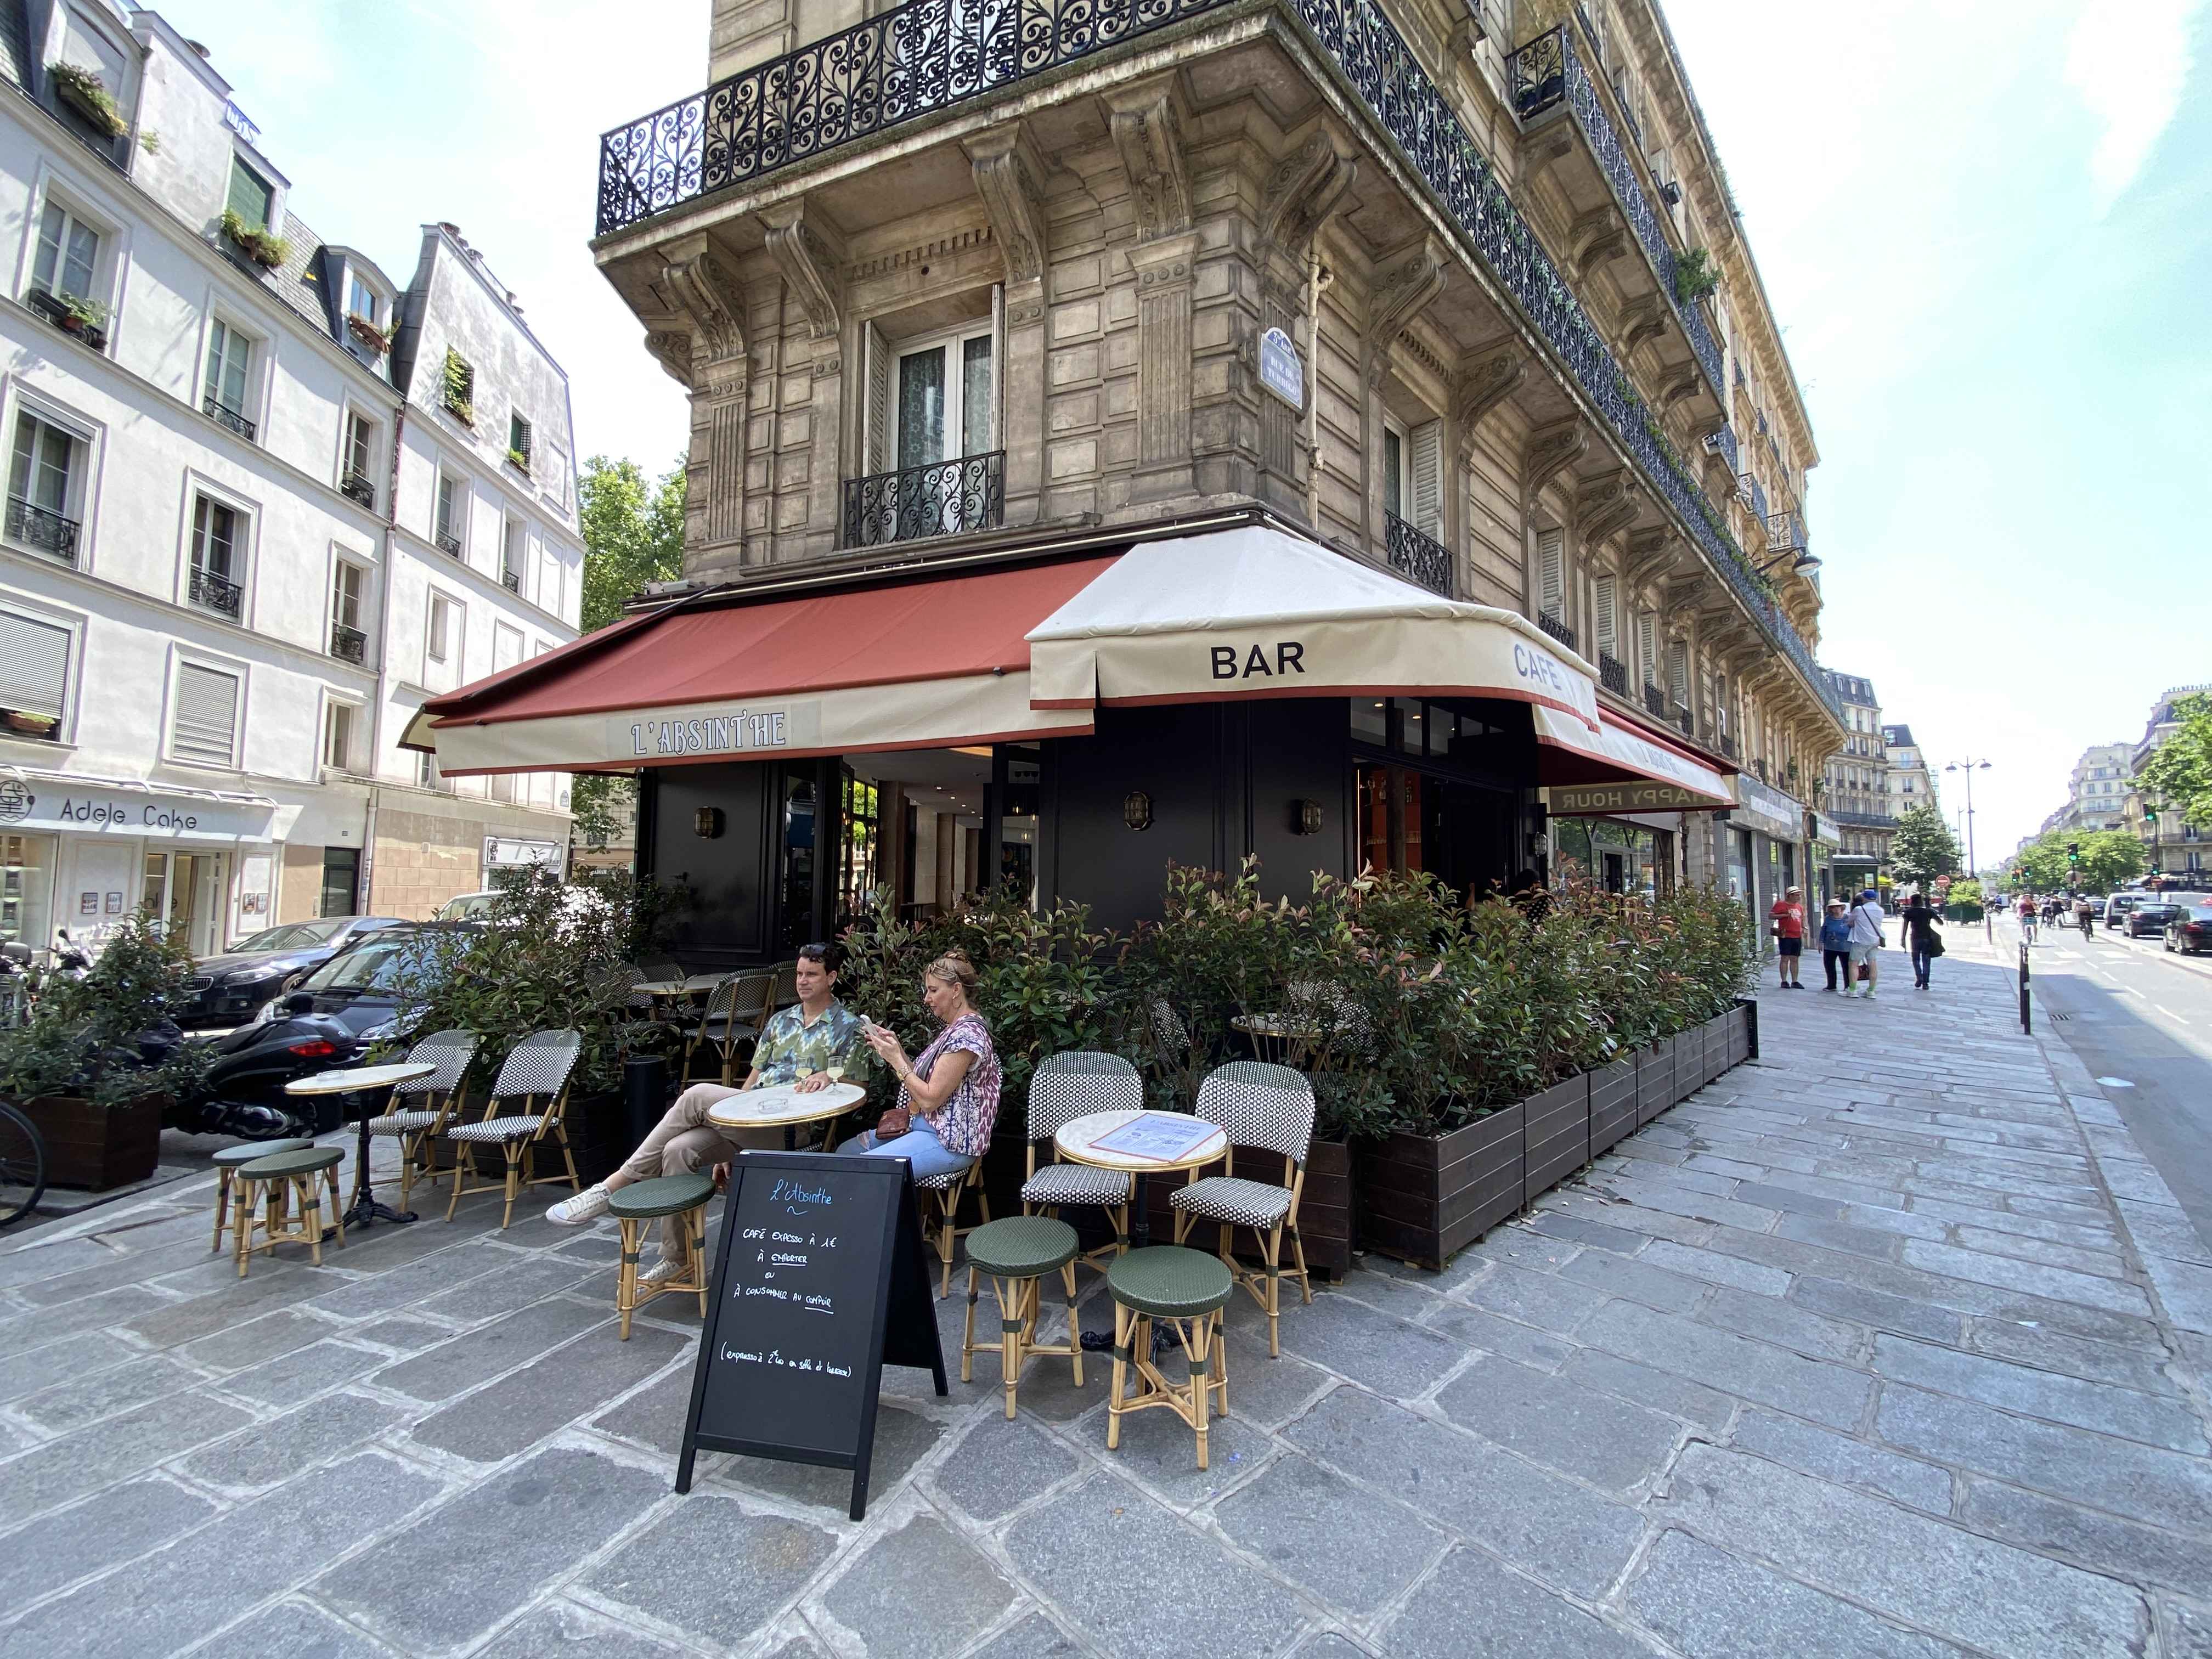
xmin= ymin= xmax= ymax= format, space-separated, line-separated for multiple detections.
xmin=1 ymin=951 xmax=2209 ymax=1657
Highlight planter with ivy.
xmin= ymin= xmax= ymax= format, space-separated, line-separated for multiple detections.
xmin=1672 ymin=247 xmax=1719 ymax=308
xmin=48 ymin=61 xmax=127 ymax=138
xmin=219 ymin=209 xmax=290 ymax=271
xmin=442 ymin=349 xmax=475 ymax=425
xmin=506 ymin=448 xmax=531 ymax=474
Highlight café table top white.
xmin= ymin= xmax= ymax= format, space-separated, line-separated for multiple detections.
xmin=703 ymin=1080 xmax=867 ymax=1128
xmin=284 ymin=1061 xmax=438 ymax=1096
xmin=1054 ymin=1109 xmax=1228 ymax=1173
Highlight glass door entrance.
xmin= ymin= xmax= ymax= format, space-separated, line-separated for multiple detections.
xmin=143 ymin=849 xmax=227 ymax=955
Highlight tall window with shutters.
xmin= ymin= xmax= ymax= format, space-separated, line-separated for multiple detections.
xmin=0 ymin=610 xmax=72 ymax=740
xmin=1408 ymin=421 xmax=1443 ymax=538
xmin=1666 ymin=639 xmax=1691 ymax=711
xmin=204 ymin=321 xmax=252 ymax=431
xmin=1635 ymin=610 xmax=1658 ymax=690
xmin=226 ymin=157 xmax=275 ymax=232
xmin=8 ymin=413 xmax=84 ymax=558
xmin=1593 ymin=576 xmax=1618 ymax=663
xmin=1536 ymin=528 xmax=1566 ymax=623
xmin=171 ymin=661 xmax=240 ymax=769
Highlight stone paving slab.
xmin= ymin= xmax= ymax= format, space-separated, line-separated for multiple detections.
xmin=1 ymin=950 xmax=2210 ymax=1655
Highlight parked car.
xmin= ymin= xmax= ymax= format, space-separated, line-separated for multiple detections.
xmin=269 ymin=922 xmax=483 ymax=1045
xmin=2086 ymin=896 xmax=2107 ymax=918
xmin=2125 ymin=902 xmax=2180 ymax=939
xmin=179 ymin=916 xmax=409 ymax=1029
xmin=2166 ymin=904 xmax=2212 ymax=955
xmin=433 ymin=885 xmax=611 ymax=932
xmin=2106 ymin=894 xmax=2146 ymax=933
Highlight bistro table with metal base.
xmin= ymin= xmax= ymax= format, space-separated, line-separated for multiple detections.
xmin=704 ymin=1080 xmax=869 ymax=1152
xmin=285 ymin=1062 xmax=439 ymax=1231
xmin=1054 ymin=1108 xmax=1229 ymax=1353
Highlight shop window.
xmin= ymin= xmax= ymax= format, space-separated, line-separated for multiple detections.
xmin=1 ymin=832 xmax=55 ymax=952
xmin=171 ymin=661 xmax=240 ymax=769
xmin=1351 ymin=698 xmax=1389 ymax=748
xmin=320 ymin=847 xmax=359 ymax=917
xmin=7 ymin=412 xmax=87 ymax=562
xmin=0 ymin=608 xmax=72 ymax=740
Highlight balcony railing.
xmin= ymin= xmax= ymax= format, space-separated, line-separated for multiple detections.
xmin=502 ymin=567 xmax=522 ymax=593
xmin=6 ymin=496 xmax=81 ymax=564
xmin=1765 ymin=510 xmax=1805 ymax=555
xmin=342 ymin=470 xmax=377 ymax=510
xmin=1536 ymin=611 xmax=1576 ymax=653
xmin=1702 ymin=424 xmax=1738 ymax=473
xmin=1382 ymin=511 xmax=1452 ymax=597
xmin=436 ymin=529 xmax=463 ymax=557
xmin=842 ymin=451 xmax=1005 ymax=549
xmin=1719 ymin=734 xmax=1737 ymax=760
xmin=1832 ymin=809 xmax=1896 ymax=829
xmin=1737 ymin=473 xmax=1769 ymax=524
xmin=1671 ymin=703 xmax=1694 ymax=738
xmin=190 ymin=564 xmax=243 ymax=619
xmin=1597 ymin=651 xmax=1628 ymax=697
xmin=594 ymin=0 xmax=1841 ymax=723
xmin=1642 ymin=682 xmax=1667 ymax=719
xmin=330 ymin=622 xmax=366 ymax=664
xmin=203 ymin=394 xmax=256 ymax=443
xmin=1506 ymin=25 xmax=1721 ymax=395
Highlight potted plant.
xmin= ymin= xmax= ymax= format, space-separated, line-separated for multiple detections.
xmin=0 ymin=910 xmax=202 ymax=1189
xmin=218 ymin=208 xmax=290 ymax=270
xmin=1673 ymin=247 xmax=1719 ymax=307
xmin=346 ymin=313 xmax=392 ymax=356
xmin=47 ymin=61 xmax=127 ymax=138
xmin=2 ymin=710 xmax=60 ymax=736
xmin=506 ymin=447 xmax=531 ymax=473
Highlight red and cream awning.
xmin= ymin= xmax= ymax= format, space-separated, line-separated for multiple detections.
xmin=408 ymin=522 xmax=1645 ymax=780
xmin=1532 ymin=704 xmax=1736 ymax=811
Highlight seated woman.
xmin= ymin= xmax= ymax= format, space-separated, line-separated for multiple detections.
xmin=841 ymin=950 xmax=1000 ymax=1181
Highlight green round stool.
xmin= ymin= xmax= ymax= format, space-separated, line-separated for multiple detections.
xmin=1104 ymin=1245 xmax=1233 ymax=1468
xmin=232 ymin=1146 xmax=345 ymax=1277
xmin=210 ymin=1138 xmax=312 ymax=1253
xmin=607 ymin=1172 xmax=715 ymax=1338
xmin=962 ymin=1216 xmax=1084 ymax=1417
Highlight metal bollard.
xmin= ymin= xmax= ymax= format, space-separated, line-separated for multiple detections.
xmin=2018 ymin=939 xmax=2031 ymax=1035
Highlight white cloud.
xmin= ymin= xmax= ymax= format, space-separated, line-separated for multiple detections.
xmin=2064 ymin=0 xmax=2205 ymax=211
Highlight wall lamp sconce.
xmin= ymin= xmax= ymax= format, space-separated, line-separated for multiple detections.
xmin=693 ymin=806 xmax=724 ymax=838
xmin=1290 ymin=798 xmax=1323 ymax=836
xmin=1122 ymin=791 xmax=1153 ymax=832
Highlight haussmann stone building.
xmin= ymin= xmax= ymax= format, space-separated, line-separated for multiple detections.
xmin=409 ymin=0 xmax=1846 ymax=958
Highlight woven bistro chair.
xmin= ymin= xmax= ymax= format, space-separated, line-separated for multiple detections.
xmin=916 ymin=1160 xmax=991 ymax=1300
xmin=1020 ymin=1051 xmax=1143 ymax=1267
xmin=683 ymin=969 xmax=776 ymax=1084
xmin=766 ymin=959 xmax=800 ymax=1013
xmin=443 ymin=1030 xmax=584 ymax=1227
xmin=363 ymin=1029 xmax=479 ymax=1211
xmin=1169 ymin=1060 xmax=1317 ymax=1357
xmin=637 ymin=953 xmax=686 ymax=985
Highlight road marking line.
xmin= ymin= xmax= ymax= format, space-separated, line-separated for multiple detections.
xmin=2096 ymin=1076 xmax=2136 ymax=1087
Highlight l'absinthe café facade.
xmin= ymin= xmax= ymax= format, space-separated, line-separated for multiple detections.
xmin=405 ymin=0 xmax=1844 ymax=956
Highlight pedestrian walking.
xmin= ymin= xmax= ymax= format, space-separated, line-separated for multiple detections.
xmin=1768 ymin=884 xmax=1807 ymax=989
xmin=1846 ymin=888 xmax=1887 ymax=998
xmin=1899 ymin=889 xmax=1944 ymax=990
xmin=1819 ymin=900 xmax=1853 ymax=991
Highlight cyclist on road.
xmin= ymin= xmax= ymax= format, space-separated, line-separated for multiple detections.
xmin=2017 ymin=891 xmax=2038 ymax=944
xmin=2074 ymin=893 xmax=2095 ymax=939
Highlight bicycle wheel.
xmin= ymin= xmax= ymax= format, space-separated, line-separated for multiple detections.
xmin=0 ymin=1101 xmax=46 ymax=1228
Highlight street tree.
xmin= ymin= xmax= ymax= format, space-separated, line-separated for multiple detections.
xmin=2008 ymin=829 xmax=2146 ymax=894
xmin=573 ymin=455 xmax=686 ymax=848
xmin=1888 ymin=803 xmax=1962 ymax=890
xmin=2135 ymin=691 xmax=2212 ymax=830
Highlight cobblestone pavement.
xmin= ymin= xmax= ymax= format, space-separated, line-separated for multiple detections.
xmin=2 ymin=950 xmax=2209 ymax=1657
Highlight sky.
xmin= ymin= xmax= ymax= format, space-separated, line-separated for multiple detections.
xmin=175 ymin=0 xmax=2210 ymax=871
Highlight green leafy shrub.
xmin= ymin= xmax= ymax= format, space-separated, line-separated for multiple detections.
xmin=218 ymin=208 xmax=290 ymax=269
xmin=0 ymin=910 xmax=204 ymax=1105
xmin=48 ymin=61 xmax=126 ymax=137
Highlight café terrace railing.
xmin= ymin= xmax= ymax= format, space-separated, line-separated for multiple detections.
xmin=595 ymin=0 xmax=1841 ymax=723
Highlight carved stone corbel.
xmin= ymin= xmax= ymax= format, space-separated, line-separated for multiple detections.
xmin=1363 ymin=238 xmax=1446 ymax=389
xmin=659 ymin=237 xmax=748 ymax=370
xmin=1453 ymin=345 xmax=1526 ymax=462
xmin=643 ymin=323 xmax=694 ymax=388
xmin=759 ymin=201 xmax=845 ymax=342
xmin=1657 ymin=364 xmax=1704 ymax=413
xmin=1521 ymin=416 xmax=1586 ymax=500
xmin=1105 ymin=79 xmax=1193 ymax=242
xmin=1260 ymin=133 xmax=1357 ymax=259
xmin=1576 ymin=469 xmax=1640 ymax=549
xmin=965 ymin=125 xmax=1052 ymax=286
xmin=1570 ymin=210 xmax=1627 ymax=282
xmin=1618 ymin=294 xmax=1667 ymax=357
xmin=1622 ymin=526 xmax=1680 ymax=593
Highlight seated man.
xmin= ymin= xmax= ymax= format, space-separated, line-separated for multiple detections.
xmin=547 ymin=941 xmax=864 ymax=1281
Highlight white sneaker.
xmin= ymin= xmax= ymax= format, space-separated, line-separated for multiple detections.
xmin=547 ymin=1184 xmax=612 ymax=1226
xmin=640 ymin=1254 xmax=688 ymax=1286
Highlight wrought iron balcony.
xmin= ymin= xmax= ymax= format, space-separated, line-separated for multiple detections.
xmin=1737 ymin=473 xmax=1769 ymax=523
xmin=435 ymin=529 xmax=463 ymax=557
xmin=501 ymin=567 xmax=522 ymax=594
xmin=1536 ymin=611 xmax=1576 ymax=652
xmin=1506 ymin=25 xmax=1721 ymax=396
xmin=843 ymin=451 xmax=1005 ymax=549
xmin=1765 ymin=510 xmax=1805 ymax=555
xmin=190 ymin=564 xmax=243 ymax=619
xmin=6 ymin=496 xmax=81 ymax=564
xmin=1832 ymin=809 xmax=1896 ymax=829
xmin=203 ymin=394 xmax=256 ymax=443
xmin=330 ymin=622 xmax=366 ymax=664
xmin=1642 ymin=682 xmax=1667 ymax=719
xmin=1702 ymin=424 xmax=1738 ymax=473
xmin=341 ymin=470 xmax=377 ymax=510
xmin=1719 ymin=733 xmax=1737 ymax=761
xmin=594 ymin=0 xmax=1841 ymax=724
xmin=1597 ymin=651 xmax=1628 ymax=698
xmin=1383 ymin=511 xmax=1452 ymax=597
xmin=1672 ymin=703 xmax=1694 ymax=738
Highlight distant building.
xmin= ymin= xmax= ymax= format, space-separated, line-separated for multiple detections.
xmin=1823 ymin=673 xmax=1888 ymax=892
xmin=1881 ymin=723 xmax=1941 ymax=822
xmin=2047 ymin=743 xmax=2131 ymax=836
xmin=0 ymin=3 xmax=584 ymax=959
xmin=2124 ymin=686 xmax=2210 ymax=878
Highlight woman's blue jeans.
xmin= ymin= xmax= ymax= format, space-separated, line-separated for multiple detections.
xmin=837 ymin=1122 xmax=975 ymax=1182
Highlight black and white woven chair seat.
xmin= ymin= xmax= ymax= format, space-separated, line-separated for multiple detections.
xmin=913 ymin=1165 xmax=973 ymax=1193
xmin=366 ymin=1109 xmax=442 ymax=1134
xmin=1022 ymin=1161 xmax=1133 ymax=1207
xmin=1171 ymin=1175 xmax=1293 ymax=1228
xmin=447 ymin=1114 xmax=548 ymax=1143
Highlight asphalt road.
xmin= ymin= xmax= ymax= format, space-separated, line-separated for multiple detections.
xmin=1983 ymin=911 xmax=2212 ymax=1245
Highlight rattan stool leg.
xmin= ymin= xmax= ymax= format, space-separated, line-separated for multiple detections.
xmin=295 ymin=1176 xmax=321 ymax=1267
xmin=233 ymin=1177 xmax=256 ymax=1278
xmin=617 ymin=1217 xmax=640 ymax=1340
xmin=1061 ymin=1261 xmax=1084 ymax=1387
xmin=998 ymin=1275 xmax=1024 ymax=1420
xmin=690 ymin=1208 xmax=709 ymax=1317
xmin=211 ymin=1167 xmax=232 ymax=1252
xmin=326 ymin=1165 xmax=346 ymax=1247
xmin=1189 ymin=1313 xmax=1210 ymax=1470
xmin=961 ymin=1267 xmax=979 ymax=1384
xmin=1260 ymin=1227 xmax=1282 ymax=1357
xmin=1107 ymin=1302 xmax=1133 ymax=1449
xmin=500 ymin=1144 xmax=521 ymax=1229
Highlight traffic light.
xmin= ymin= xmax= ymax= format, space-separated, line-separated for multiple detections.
xmin=2068 ymin=842 xmax=2080 ymax=864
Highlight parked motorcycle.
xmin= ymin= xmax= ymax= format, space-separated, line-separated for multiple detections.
xmin=49 ymin=929 xmax=91 ymax=983
xmin=144 ymin=995 xmax=366 ymax=1141
xmin=0 ymin=941 xmax=32 ymax=1028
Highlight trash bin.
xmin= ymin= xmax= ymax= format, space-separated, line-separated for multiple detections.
xmin=624 ymin=1055 xmax=669 ymax=1148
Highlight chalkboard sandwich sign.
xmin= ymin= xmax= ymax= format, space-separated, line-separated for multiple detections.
xmin=675 ymin=1150 xmax=947 ymax=1520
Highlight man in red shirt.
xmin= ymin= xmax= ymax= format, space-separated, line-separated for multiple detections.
xmin=1768 ymin=884 xmax=1807 ymax=989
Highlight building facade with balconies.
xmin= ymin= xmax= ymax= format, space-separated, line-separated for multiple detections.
xmin=2125 ymin=686 xmax=2210 ymax=881
xmin=1822 ymin=671 xmax=1887 ymax=894
xmin=410 ymin=0 xmax=1844 ymax=950
xmin=0 ymin=4 xmax=582 ymax=958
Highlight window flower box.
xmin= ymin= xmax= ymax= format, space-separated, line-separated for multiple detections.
xmin=48 ymin=62 xmax=127 ymax=138
xmin=346 ymin=313 xmax=392 ymax=355
xmin=218 ymin=208 xmax=289 ymax=270
xmin=1587 ymin=1054 xmax=1638 ymax=1158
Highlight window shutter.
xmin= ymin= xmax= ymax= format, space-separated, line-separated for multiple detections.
xmin=1409 ymin=420 xmax=1444 ymax=538
xmin=1667 ymin=639 xmax=1690 ymax=707
xmin=227 ymin=160 xmax=274 ymax=231
xmin=0 ymin=611 xmax=71 ymax=720
xmin=1594 ymin=576 xmax=1618 ymax=658
xmin=1537 ymin=528 xmax=1565 ymax=619
xmin=1635 ymin=610 xmax=1657 ymax=684
xmin=173 ymin=663 xmax=239 ymax=766
xmin=865 ymin=323 xmax=891 ymax=475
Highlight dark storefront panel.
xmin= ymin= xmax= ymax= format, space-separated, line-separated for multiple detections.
xmin=644 ymin=762 xmax=777 ymax=966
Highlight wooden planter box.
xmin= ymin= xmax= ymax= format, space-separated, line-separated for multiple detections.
xmin=1734 ymin=995 xmax=1759 ymax=1063
xmin=1521 ymin=1075 xmax=1589 ymax=1199
xmin=1356 ymin=1103 xmax=1523 ymax=1271
xmin=1634 ymin=1039 xmax=1675 ymax=1127
xmin=1702 ymin=1014 xmax=1730 ymax=1085
xmin=1588 ymin=1056 xmax=1638 ymax=1159
xmin=1298 ymin=1138 xmax=1354 ymax=1283
xmin=22 ymin=1093 xmax=164 ymax=1190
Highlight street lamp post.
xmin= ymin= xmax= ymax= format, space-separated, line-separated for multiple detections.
xmin=1943 ymin=758 xmax=1993 ymax=878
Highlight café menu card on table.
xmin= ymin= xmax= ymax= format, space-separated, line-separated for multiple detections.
xmin=675 ymin=1150 xmax=946 ymax=1519
xmin=1088 ymin=1114 xmax=1222 ymax=1165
